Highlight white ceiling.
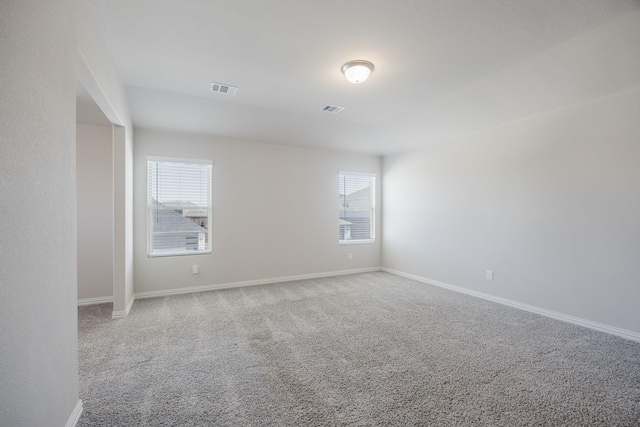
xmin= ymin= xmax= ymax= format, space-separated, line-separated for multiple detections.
xmin=85 ymin=0 xmax=640 ymax=155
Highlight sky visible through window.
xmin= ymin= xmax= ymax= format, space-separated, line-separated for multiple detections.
xmin=151 ymin=161 xmax=209 ymax=208
xmin=338 ymin=173 xmax=373 ymax=197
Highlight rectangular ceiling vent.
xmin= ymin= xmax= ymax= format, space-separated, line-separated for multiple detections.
xmin=321 ymin=105 xmax=345 ymax=113
xmin=210 ymin=82 xmax=238 ymax=96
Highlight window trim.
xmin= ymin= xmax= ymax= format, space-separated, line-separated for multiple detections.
xmin=338 ymin=170 xmax=376 ymax=245
xmin=147 ymin=156 xmax=213 ymax=258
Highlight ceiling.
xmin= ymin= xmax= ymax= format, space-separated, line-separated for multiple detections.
xmin=84 ymin=0 xmax=640 ymax=155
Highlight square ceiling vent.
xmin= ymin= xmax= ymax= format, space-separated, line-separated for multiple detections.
xmin=321 ymin=105 xmax=345 ymax=113
xmin=210 ymin=82 xmax=238 ymax=96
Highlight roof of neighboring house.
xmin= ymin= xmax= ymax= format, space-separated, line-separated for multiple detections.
xmin=154 ymin=200 xmax=207 ymax=218
xmin=152 ymin=209 xmax=206 ymax=234
xmin=339 ymin=219 xmax=352 ymax=226
xmin=183 ymin=209 xmax=208 ymax=218
xmin=158 ymin=200 xmax=201 ymax=210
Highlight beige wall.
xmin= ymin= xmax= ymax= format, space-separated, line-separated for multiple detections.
xmin=382 ymin=86 xmax=640 ymax=334
xmin=0 ymin=0 xmax=80 ymax=425
xmin=77 ymin=124 xmax=114 ymax=300
xmin=133 ymin=129 xmax=381 ymax=294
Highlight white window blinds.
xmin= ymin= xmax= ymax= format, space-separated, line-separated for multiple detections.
xmin=338 ymin=171 xmax=375 ymax=244
xmin=147 ymin=157 xmax=212 ymax=256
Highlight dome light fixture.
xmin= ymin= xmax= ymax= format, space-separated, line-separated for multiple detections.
xmin=341 ymin=60 xmax=374 ymax=84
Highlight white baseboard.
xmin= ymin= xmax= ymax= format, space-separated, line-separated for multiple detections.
xmin=112 ymin=294 xmax=135 ymax=319
xmin=382 ymin=267 xmax=640 ymax=343
xmin=77 ymin=296 xmax=113 ymax=306
xmin=134 ymin=267 xmax=382 ymax=300
xmin=65 ymin=399 xmax=83 ymax=427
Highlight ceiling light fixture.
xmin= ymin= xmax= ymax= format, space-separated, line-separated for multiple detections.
xmin=341 ymin=60 xmax=374 ymax=84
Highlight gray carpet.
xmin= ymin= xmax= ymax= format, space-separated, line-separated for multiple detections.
xmin=77 ymin=272 xmax=640 ymax=426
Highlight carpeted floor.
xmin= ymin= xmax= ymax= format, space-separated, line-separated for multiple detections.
xmin=77 ymin=272 xmax=640 ymax=426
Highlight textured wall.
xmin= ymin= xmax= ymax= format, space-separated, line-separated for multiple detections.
xmin=133 ymin=129 xmax=382 ymax=294
xmin=77 ymin=124 xmax=114 ymax=300
xmin=0 ymin=0 xmax=80 ymax=425
xmin=383 ymin=86 xmax=640 ymax=334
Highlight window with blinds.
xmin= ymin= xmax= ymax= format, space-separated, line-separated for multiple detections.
xmin=147 ymin=157 xmax=212 ymax=257
xmin=338 ymin=171 xmax=375 ymax=244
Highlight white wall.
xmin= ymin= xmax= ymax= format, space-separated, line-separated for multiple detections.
xmin=134 ymin=129 xmax=381 ymax=294
xmin=77 ymin=124 xmax=114 ymax=300
xmin=75 ymin=0 xmax=134 ymax=315
xmin=383 ymin=86 xmax=640 ymax=334
xmin=0 ymin=0 xmax=80 ymax=425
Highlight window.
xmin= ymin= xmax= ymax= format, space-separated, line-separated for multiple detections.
xmin=338 ymin=171 xmax=375 ymax=244
xmin=147 ymin=157 xmax=212 ymax=257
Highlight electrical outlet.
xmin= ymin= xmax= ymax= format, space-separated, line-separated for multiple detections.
xmin=192 ymin=265 xmax=199 ymax=274
xmin=486 ymin=270 xmax=493 ymax=280
xmin=348 ymin=253 xmax=353 ymax=260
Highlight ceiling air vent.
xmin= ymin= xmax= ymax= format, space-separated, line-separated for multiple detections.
xmin=210 ymin=82 xmax=238 ymax=96
xmin=321 ymin=105 xmax=345 ymax=113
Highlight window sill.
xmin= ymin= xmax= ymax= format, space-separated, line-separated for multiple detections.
xmin=339 ymin=239 xmax=375 ymax=246
xmin=148 ymin=250 xmax=212 ymax=258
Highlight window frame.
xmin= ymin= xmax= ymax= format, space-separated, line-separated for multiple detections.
xmin=147 ymin=156 xmax=213 ymax=258
xmin=338 ymin=170 xmax=376 ymax=245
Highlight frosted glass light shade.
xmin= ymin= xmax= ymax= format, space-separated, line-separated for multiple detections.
xmin=341 ymin=60 xmax=374 ymax=84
